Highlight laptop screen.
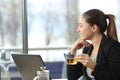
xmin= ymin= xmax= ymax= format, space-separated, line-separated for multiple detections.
xmin=12 ymin=54 xmax=45 ymax=80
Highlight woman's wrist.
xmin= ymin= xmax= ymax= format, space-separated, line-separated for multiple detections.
xmin=91 ymin=62 xmax=96 ymax=71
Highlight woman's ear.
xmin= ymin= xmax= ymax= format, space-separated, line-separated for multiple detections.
xmin=92 ymin=24 xmax=98 ymax=32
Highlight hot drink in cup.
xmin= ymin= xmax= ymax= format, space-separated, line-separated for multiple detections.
xmin=65 ymin=52 xmax=77 ymax=65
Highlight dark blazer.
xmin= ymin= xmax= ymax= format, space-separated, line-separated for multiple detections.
xmin=67 ymin=35 xmax=120 ymax=80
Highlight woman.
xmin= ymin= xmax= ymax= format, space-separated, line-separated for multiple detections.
xmin=67 ymin=9 xmax=120 ymax=80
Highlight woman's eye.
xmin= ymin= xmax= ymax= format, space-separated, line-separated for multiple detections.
xmin=78 ymin=23 xmax=83 ymax=27
xmin=79 ymin=25 xmax=82 ymax=27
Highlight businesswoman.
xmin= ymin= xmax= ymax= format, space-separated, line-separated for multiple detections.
xmin=67 ymin=9 xmax=120 ymax=80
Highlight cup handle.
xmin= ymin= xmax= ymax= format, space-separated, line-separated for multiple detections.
xmin=33 ymin=76 xmax=39 ymax=80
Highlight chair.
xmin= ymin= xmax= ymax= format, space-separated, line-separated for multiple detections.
xmin=45 ymin=61 xmax=65 ymax=79
xmin=0 ymin=64 xmax=10 ymax=80
xmin=7 ymin=63 xmax=22 ymax=80
xmin=61 ymin=62 xmax=67 ymax=78
xmin=0 ymin=64 xmax=6 ymax=72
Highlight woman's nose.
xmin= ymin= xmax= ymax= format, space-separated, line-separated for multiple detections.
xmin=76 ymin=27 xmax=80 ymax=32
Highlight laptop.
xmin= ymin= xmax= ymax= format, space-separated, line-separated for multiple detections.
xmin=11 ymin=54 xmax=45 ymax=80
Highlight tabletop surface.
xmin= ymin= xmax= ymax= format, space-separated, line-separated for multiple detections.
xmin=52 ymin=79 xmax=67 ymax=80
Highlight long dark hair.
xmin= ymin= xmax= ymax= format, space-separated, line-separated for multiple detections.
xmin=83 ymin=9 xmax=118 ymax=41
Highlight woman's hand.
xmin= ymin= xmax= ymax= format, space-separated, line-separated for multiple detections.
xmin=75 ymin=53 xmax=96 ymax=71
xmin=70 ymin=38 xmax=90 ymax=54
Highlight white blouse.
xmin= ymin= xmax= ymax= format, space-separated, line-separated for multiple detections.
xmin=86 ymin=56 xmax=96 ymax=80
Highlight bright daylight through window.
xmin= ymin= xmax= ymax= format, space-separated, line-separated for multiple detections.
xmin=0 ymin=0 xmax=120 ymax=80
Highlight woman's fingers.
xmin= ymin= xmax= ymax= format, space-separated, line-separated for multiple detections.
xmin=75 ymin=53 xmax=96 ymax=70
xmin=75 ymin=54 xmax=90 ymax=65
xmin=71 ymin=39 xmax=90 ymax=54
xmin=80 ymin=40 xmax=90 ymax=47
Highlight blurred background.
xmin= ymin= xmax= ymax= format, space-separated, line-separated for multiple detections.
xmin=0 ymin=0 xmax=120 ymax=80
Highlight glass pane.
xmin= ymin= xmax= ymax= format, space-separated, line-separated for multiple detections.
xmin=27 ymin=0 xmax=120 ymax=62
xmin=27 ymin=0 xmax=79 ymax=62
xmin=27 ymin=0 xmax=79 ymax=47
xmin=0 ymin=0 xmax=22 ymax=80
xmin=0 ymin=0 xmax=22 ymax=48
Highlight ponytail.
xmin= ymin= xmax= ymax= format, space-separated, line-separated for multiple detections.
xmin=106 ymin=14 xmax=118 ymax=41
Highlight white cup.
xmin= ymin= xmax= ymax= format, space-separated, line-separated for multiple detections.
xmin=33 ymin=70 xmax=50 ymax=80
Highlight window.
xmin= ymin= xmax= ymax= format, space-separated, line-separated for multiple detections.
xmin=0 ymin=0 xmax=120 ymax=79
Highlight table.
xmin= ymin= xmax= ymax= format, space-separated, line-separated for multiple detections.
xmin=33 ymin=78 xmax=67 ymax=80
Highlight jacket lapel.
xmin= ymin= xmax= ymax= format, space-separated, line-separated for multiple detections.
xmin=96 ymin=35 xmax=107 ymax=64
xmin=96 ymin=47 xmax=103 ymax=64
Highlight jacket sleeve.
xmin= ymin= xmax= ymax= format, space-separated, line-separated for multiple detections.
xmin=92 ymin=42 xmax=120 ymax=80
xmin=67 ymin=62 xmax=83 ymax=80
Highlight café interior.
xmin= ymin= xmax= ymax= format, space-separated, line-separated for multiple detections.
xmin=0 ymin=0 xmax=120 ymax=80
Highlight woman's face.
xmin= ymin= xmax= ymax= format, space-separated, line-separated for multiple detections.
xmin=77 ymin=16 xmax=94 ymax=40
